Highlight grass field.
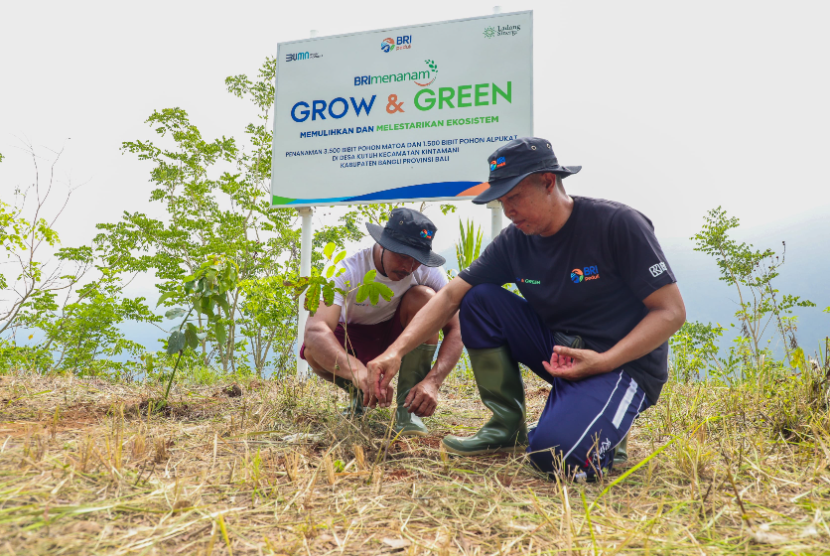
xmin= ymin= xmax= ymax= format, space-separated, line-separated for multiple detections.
xmin=1 ymin=367 xmax=829 ymax=555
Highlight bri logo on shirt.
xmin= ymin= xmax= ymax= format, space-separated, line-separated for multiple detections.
xmin=571 ymin=265 xmax=600 ymax=283
xmin=648 ymin=262 xmax=668 ymax=277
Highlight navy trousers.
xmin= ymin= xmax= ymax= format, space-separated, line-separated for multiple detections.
xmin=459 ymin=284 xmax=652 ymax=479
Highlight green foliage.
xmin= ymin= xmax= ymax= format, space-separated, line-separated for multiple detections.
xmin=0 ymin=144 xmax=105 ymax=371
xmin=455 ymin=219 xmax=483 ymax=271
xmin=92 ymin=57 xmax=366 ymax=377
xmin=284 ymin=242 xmax=393 ymax=317
xmin=668 ymin=321 xmax=724 ymax=382
xmin=355 ymin=269 xmax=394 ymax=305
xmin=159 ymin=255 xmax=239 ymax=400
xmin=283 ymin=243 xmax=347 ymax=316
xmin=237 ymin=276 xmax=297 ymax=377
xmin=0 ymin=338 xmax=53 ymax=373
xmin=675 ymin=207 xmax=818 ymax=388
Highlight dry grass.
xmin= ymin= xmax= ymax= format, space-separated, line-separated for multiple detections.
xmin=0 ymin=370 xmax=829 ymax=555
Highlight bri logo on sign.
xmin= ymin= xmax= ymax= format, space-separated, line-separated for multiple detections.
xmin=490 ymin=156 xmax=506 ymax=171
xmin=381 ymin=35 xmax=412 ymax=52
xmin=571 ymin=266 xmax=600 ymax=283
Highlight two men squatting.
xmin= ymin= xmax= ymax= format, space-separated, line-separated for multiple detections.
xmin=302 ymin=136 xmax=686 ymax=479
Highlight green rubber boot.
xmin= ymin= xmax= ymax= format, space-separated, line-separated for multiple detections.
xmin=393 ymin=344 xmax=437 ymax=437
xmin=333 ymin=375 xmax=364 ymax=418
xmin=442 ymin=346 xmax=528 ymax=455
xmin=613 ymin=432 xmax=629 ymax=465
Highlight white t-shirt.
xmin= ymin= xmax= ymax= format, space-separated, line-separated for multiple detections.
xmin=330 ymin=247 xmax=448 ymax=325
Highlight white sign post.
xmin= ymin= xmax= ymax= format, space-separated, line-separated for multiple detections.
xmin=271 ymin=11 xmax=533 ymax=378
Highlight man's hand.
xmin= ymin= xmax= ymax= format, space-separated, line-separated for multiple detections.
xmin=404 ymin=377 xmax=440 ymax=417
xmin=343 ymin=363 xmax=385 ymax=408
xmin=542 ymin=346 xmax=609 ymax=381
xmin=366 ymin=351 xmax=402 ymax=407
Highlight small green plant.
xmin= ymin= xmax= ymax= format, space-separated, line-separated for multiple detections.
xmin=284 ymin=242 xmax=393 ymax=382
xmin=455 ymin=219 xmax=483 ymax=271
xmin=284 ymin=242 xmax=393 ymax=316
xmin=669 ymin=321 xmax=724 ymax=382
xmin=156 ymin=255 xmax=239 ymax=406
xmin=691 ymin=207 xmax=816 ymax=385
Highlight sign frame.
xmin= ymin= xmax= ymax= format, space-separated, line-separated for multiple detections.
xmin=270 ymin=11 xmax=534 ymax=208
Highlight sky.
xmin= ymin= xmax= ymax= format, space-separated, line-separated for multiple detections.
xmin=2 ymin=1 xmax=829 ymax=353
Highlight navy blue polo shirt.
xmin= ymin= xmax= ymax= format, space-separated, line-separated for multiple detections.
xmin=459 ymin=196 xmax=677 ymax=403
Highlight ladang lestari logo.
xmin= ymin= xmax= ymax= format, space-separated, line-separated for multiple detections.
xmin=381 ymin=35 xmax=413 ymax=53
xmin=571 ymin=266 xmax=600 ymax=283
xmin=483 ymin=24 xmax=521 ymax=38
xmin=354 ymin=59 xmax=437 ymax=87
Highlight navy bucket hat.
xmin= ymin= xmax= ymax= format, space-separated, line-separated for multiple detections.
xmin=365 ymin=207 xmax=446 ymax=267
xmin=473 ymin=137 xmax=582 ymax=204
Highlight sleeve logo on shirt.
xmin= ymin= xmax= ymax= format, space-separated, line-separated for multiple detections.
xmin=571 ymin=266 xmax=600 ymax=283
xmin=517 ymin=277 xmax=541 ymax=284
xmin=648 ymin=262 xmax=668 ymax=277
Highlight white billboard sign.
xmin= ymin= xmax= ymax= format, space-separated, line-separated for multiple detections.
xmin=270 ymin=11 xmax=533 ymax=207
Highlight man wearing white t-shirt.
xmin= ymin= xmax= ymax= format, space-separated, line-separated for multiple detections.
xmin=301 ymin=208 xmax=463 ymax=436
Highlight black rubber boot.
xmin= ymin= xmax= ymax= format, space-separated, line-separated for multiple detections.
xmin=393 ymin=344 xmax=437 ymax=437
xmin=442 ymin=346 xmax=528 ymax=455
xmin=333 ymin=375 xmax=364 ymax=418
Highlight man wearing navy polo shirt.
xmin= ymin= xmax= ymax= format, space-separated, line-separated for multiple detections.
xmin=367 ymin=137 xmax=686 ymax=479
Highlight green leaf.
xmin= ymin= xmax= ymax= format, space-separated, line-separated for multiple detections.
xmin=363 ymin=269 xmax=377 ymax=285
xmin=156 ymin=291 xmax=175 ymax=307
xmin=323 ymin=242 xmax=336 ymax=260
xmin=322 ymin=284 xmax=335 ymax=307
xmin=304 ymin=283 xmax=321 ymax=314
xmin=215 ymin=322 xmax=227 ymax=345
xmin=165 ymin=307 xmax=187 ymax=320
xmin=184 ymin=323 xmax=199 ymax=349
xmin=333 ymin=251 xmax=347 ymax=265
xmin=167 ymin=330 xmax=186 ymax=355
xmin=199 ymin=296 xmax=215 ymax=318
xmin=215 ymin=294 xmax=231 ymax=316
xmin=376 ymin=282 xmax=394 ymax=302
xmin=325 ymin=265 xmax=335 ymax=279
xmin=356 ymin=281 xmax=394 ymax=306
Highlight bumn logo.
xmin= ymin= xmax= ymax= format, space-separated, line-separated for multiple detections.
xmin=286 ymin=51 xmax=322 ymax=62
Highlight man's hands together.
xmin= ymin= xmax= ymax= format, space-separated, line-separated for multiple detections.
xmin=344 ymin=363 xmax=392 ymax=408
xmin=365 ymin=351 xmax=402 ymax=407
xmin=542 ymin=345 xmax=610 ymax=381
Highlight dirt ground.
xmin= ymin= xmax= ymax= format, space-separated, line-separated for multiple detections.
xmin=0 ymin=372 xmax=828 ymax=555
